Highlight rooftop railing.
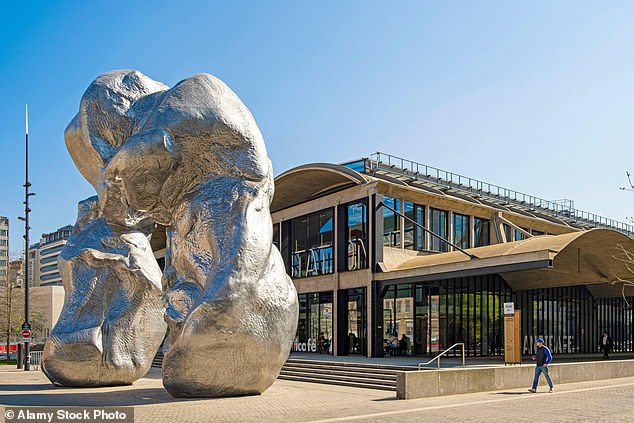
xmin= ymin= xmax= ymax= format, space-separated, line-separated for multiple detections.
xmin=365 ymin=152 xmax=634 ymax=237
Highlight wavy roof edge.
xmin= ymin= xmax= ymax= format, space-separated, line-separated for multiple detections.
xmin=272 ymin=159 xmax=633 ymax=239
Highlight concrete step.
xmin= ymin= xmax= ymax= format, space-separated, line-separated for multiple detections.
xmin=285 ymin=358 xmax=415 ymax=372
xmin=282 ymin=364 xmax=397 ymax=381
xmin=278 ymin=357 xmax=419 ymax=391
xmin=280 ymin=369 xmax=395 ymax=387
xmin=151 ymin=352 xmax=163 ymax=368
xmin=278 ymin=373 xmax=396 ymax=391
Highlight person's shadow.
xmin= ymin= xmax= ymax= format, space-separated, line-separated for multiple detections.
xmin=495 ymin=391 xmax=533 ymax=395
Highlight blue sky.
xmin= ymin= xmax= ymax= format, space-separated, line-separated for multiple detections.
xmin=1 ymin=1 xmax=633 ymax=252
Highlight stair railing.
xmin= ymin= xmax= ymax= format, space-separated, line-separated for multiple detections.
xmin=417 ymin=343 xmax=465 ymax=370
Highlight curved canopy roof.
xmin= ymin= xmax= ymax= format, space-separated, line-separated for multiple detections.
xmin=379 ymin=229 xmax=634 ymax=297
xmin=272 ymin=163 xmax=369 ymax=213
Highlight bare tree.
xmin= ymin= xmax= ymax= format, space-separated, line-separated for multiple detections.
xmin=611 ymin=244 xmax=634 ymax=308
xmin=0 ymin=252 xmax=24 ymax=363
xmin=0 ymin=252 xmax=48 ymax=362
xmin=620 ymin=171 xmax=634 ymax=224
xmin=621 ymin=171 xmax=634 ymax=192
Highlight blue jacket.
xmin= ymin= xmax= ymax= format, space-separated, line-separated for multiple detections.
xmin=535 ymin=345 xmax=552 ymax=366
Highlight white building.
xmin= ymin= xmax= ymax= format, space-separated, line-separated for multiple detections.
xmin=0 ymin=216 xmax=8 ymax=287
xmin=35 ymin=225 xmax=72 ymax=287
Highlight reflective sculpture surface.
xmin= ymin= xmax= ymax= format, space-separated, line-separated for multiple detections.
xmin=42 ymin=198 xmax=165 ymax=387
xmin=43 ymin=70 xmax=298 ymax=397
xmin=42 ymin=71 xmax=169 ymax=387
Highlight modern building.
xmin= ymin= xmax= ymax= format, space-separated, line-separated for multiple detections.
xmin=270 ymin=152 xmax=634 ymax=358
xmin=0 ymin=216 xmax=9 ymax=288
xmin=34 ymin=225 xmax=72 ymax=287
xmin=26 ymin=244 xmax=38 ymax=287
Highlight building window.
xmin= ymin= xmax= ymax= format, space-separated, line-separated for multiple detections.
xmin=40 ymin=244 xmax=65 ymax=256
xmin=532 ymin=229 xmax=544 ymax=236
xmin=474 ymin=218 xmax=490 ymax=247
xmin=514 ymin=229 xmax=527 ymax=241
xmin=345 ymin=199 xmax=368 ymax=271
xmin=290 ymin=208 xmax=334 ymax=278
xmin=40 ymin=264 xmax=58 ymax=273
xmin=40 ymin=272 xmax=60 ymax=281
xmin=40 ymin=255 xmax=58 ymax=264
xmin=430 ymin=208 xmax=449 ymax=252
xmin=452 ymin=213 xmax=470 ymax=250
xmin=0 ymin=240 xmax=6 ymax=246
xmin=404 ymin=202 xmax=425 ymax=251
xmin=503 ymin=224 xmax=512 ymax=242
xmin=342 ymin=160 xmax=366 ymax=173
xmin=0 ymin=230 xmax=6 ymax=236
xmin=383 ymin=197 xmax=401 ymax=247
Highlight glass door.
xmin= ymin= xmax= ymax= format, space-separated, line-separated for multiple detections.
xmin=346 ymin=288 xmax=366 ymax=355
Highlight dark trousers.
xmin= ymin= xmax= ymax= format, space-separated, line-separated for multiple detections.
xmin=532 ymin=365 xmax=553 ymax=390
xmin=601 ymin=345 xmax=610 ymax=359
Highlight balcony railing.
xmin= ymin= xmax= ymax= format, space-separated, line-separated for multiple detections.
xmin=366 ymin=152 xmax=634 ymax=237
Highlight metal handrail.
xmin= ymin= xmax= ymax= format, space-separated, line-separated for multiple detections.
xmin=417 ymin=343 xmax=465 ymax=370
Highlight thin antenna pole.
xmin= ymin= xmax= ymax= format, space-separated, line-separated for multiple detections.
xmin=23 ymin=104 xmax=31 ymax=371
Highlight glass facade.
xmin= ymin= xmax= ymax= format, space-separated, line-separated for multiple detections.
xmin=404 ymin=202 xmax=425 ymax=251
xmin=597 ymin=297 xmax=634 ymax=353
xmin=345 ymin=200 xmax=368 ymax=270
xmin=290 ymin=208 xmax=334 ymax=278
xmin=514 ymin=229 xmax=528 ymax=241
xmin=275 ymin=190 xmax=634 ymax=359
xmin=436 ymin=275 xmax=510 ymax=356
xmin=382 ymin=284 xmax=440 ymax=356
xmin=376 ymin=278 xmax=634 ymax=358
xmin=474 ymin=218 xmax=490 ymax=247
xmin=503 ymin=224 xmax=512 ymax=242
xmin=430 ymin=208 xmax=449 ymax=252
xmin=293 ymin=292 xmax=333 ymax=353
xmin=383 ymin=197 xmax=401 ymax=247
xmin=515 ymin=287 xmax=588 ymax=354
xmin=452 ymin=213 xmax=470 ymax=250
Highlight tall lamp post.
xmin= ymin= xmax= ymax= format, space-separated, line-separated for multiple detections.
xmin=18 ymin=104 xmax=34 ymax=371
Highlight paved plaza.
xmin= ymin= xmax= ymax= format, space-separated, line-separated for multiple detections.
xmin=1 ymin=366 xmax=634 ymax=422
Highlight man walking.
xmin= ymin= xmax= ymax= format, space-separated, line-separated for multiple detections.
xmin=528 ymin=338 xmax=553 ymax=393
xmin=600 ymin=331 xmax=613 ymax=359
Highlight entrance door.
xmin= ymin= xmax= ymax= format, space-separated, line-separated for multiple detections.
xmin=414 ymin=285 xmax=428 ymax=355
xmin=338 ymin=288 xmax=367 ymax=355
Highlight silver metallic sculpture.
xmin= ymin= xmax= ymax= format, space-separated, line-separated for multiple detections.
xmin=42 ymin=70 xmax=298 ymax=398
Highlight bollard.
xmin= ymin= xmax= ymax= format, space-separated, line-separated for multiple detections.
xmin=17 ymin=344 xmax=23 ymax=369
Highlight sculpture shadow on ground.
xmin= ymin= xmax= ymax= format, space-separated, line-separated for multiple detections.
xmin=0 ymin=388 xmax=212 ymax=407
xmin=0 ymin=384 xmax=58 ymax=392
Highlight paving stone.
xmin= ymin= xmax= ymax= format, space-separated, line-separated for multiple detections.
xmin=1 ymin=366 xmax=634 ymax=422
